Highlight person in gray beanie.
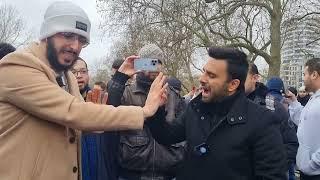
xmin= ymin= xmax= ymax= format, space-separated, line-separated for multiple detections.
xmin=106 ymin=43 xmax=186 ymax=180
xmin=0 ymin=2 xmax=168 ymax=180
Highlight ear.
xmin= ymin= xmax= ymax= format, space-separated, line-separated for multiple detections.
xmin=253 ymin=74 xmax=260 ymax=82
xmin=228 ymin=79 xmax=240 ymax=92
xmin=311 ymin=71 xmax=319 ymax=80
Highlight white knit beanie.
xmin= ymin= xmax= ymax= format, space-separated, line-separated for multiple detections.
xmin=40 ymin=1 xmax=91 ymax=43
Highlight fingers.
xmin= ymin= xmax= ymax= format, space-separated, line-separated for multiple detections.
xmin=153 ymin=72 xmax=164 ymax=85
xmin=125 ymin=55 xmax=140 ymax=63
xmin=86 ymin=90 xmax=92 ymax=102
xmin=160 ymin=83 xmax=169 ymax=94
xmin=102 ymin=92 xmax=108 ymax=104
xmin=96 ymin=90 xmax=102 ymax=104
xmin=151 ymin=72 xmax=166 ymax=90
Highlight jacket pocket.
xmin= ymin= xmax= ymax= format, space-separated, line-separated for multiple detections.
xmin=119 ymin=132 xmax=151 ymax=170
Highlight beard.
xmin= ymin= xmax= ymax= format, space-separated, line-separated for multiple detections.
xmin=201 ymin=82 xmax=229 ymax=103
xmin=46 ymin=38 xmax=77 ymax=72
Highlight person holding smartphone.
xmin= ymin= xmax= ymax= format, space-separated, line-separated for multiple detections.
xmin=107 ymin=44 xmax=186 ymax=180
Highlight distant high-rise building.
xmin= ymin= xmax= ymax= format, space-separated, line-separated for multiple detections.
xmin=280 ymin=18 xmax=320 ymax=88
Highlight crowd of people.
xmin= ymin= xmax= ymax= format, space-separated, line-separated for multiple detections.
xmin=0 ymin=1 xmax=320 ymax=180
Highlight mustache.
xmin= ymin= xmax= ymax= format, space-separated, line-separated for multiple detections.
xmin=62 ymin=49 xmax=77 ymax=56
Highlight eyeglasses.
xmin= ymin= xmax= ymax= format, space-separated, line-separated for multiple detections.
xmin=57 ymin=32 xmax=89 ymax=48
xmin=71 ymin=69 xmax=88 ymax=75
xmin=299 ymin=91 xmax=306 ymax=93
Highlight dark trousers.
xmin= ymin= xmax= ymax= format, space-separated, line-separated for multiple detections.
xmin=300 ymin=173 xmax=320 ymax=180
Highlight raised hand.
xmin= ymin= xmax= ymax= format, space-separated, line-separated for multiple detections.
xmin=283 ymin=90 xmax=297 ymax=104
xmin=142 ymin=72 xmax=168 ymax=118
xmin=118 ymin=55 xmax=140 ymax=77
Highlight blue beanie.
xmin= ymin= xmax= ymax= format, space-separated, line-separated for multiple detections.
xmin=266 ymin=77 xmax=285 ymax=93
xmin=167 ymin=77 xmax=182 ymax=92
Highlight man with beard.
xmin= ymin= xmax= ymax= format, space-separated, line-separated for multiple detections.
xmin=145 ymin=47 xmax=287 ymax=180
xmin=0 ymin=1 xmax=167 ymax=180
xmin=107 ymin=44 xmax=186 ymax=180
xmin=286 ymin=58 xmax=320 ymax=180
xmin=245 ymin=64 xmax=298 ymax=180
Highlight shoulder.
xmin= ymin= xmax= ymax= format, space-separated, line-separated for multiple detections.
xmin=247 ymin=99 xmax=281 ymax=126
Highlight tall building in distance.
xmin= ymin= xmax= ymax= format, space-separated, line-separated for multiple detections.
xmin=280 ymin=18 xmax=320 ymax=88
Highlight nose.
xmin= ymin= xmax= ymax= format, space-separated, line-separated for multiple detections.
xmin=199 ymin=73 xmax=207 ymax=84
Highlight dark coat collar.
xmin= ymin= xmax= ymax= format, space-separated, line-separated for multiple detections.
xmin=191 ymin=92 xmax=248 ymax=125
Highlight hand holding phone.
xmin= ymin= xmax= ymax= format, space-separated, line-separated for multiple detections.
xmin=134 ymin=58 xmax=160 ymax=71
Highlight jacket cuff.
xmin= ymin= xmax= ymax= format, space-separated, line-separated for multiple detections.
xmin=112 ymin=71 xmax=130 ymax=85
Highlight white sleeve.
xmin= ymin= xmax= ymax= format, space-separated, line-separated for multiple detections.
xmin=288 ymin=100 xmax=303 ymax=125
xmin=296 ymin=100 xmax=320 ymax=175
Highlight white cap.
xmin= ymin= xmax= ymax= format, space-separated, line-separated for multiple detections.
xmin=40 ymin=1 xmax=91 ymax=43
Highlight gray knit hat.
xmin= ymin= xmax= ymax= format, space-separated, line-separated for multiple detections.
xmin=40 ymin=1 xmax=91 ymax=43
xmin=138 ymin=44 xmax=164 ymax=62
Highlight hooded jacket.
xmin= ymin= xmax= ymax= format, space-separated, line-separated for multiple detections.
xmin=248 ymin=82 xmax=298 ymax=165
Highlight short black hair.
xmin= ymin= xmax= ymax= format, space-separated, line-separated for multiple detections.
xmin=76 ymin=57 xmax=88 ymax=69
xmin=208 ymin=47 xmax=248 ymax=90
xmin=248 ymin=63 xmax=259 ymax=75
xmin=112 ymin=58 xmax=124 ymax=70
xmin=305 ymin=58 xmax=320 ymax=75
xmin=0 ymin=42 xmax=16 ymax=59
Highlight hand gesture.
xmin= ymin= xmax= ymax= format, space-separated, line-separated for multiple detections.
xmin=118 ymin=55 xmax=139 ymax=77
xmin=283 ymin=90 xmax=297 ymax=104
xmin=142 ymin=72 xmax=168 ymax=118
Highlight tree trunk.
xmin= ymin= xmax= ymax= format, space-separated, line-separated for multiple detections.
xmin=269 ymin=0 xmax=282 ymax=77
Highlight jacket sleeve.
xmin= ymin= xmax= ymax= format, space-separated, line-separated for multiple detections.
xmin=146 ymin=106 xmax=186 ymax=145
xmin=0 ymin=60 xmax=144 ymax=131
xmin=276 ymin=101 xmax=298 ymax=165
xmin=252 ymin=111 xmax=287 ymax=180
xmin=107 ymin=71 xmax=130 ymax=107
xmin=296 ymin=100 xmax=320 ymax=175
xmin=288 ymin=100 xmax=304 ymax=125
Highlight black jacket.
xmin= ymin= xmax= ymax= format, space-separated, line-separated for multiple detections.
xmin=106 ymin=71 xmax=186 ymax=179
xmin=146 ymin=91 xmax=287 ymax=180
xmin=248 ymin=82 xmax=298 ymax=165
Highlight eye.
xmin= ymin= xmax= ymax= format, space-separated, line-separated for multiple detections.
xmin=81 ymin=70 xmax=88 ymax=74
xmin=208 ymin=74 xmax=216 ymax=78
xmin=78 ymin=36 xmax=88 ymax=45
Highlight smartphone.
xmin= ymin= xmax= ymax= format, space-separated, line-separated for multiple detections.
xmin=134 ymin=58 xmax=159 ymax=71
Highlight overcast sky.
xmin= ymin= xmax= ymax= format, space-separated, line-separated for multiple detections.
xmin=2 ymin=0 xmax=268 ymax=73
xmin=2 ymin=0 xmax=111 ymax=67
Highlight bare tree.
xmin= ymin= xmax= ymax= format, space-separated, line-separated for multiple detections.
xmin=97 ymin=0 xmax=320 ymax=78
xmin=0 ymin=4 xmax=32 ymax=46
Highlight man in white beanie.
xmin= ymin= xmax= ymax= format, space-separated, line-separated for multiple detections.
xmin=0 ymin=1 xmax=167 ymax=180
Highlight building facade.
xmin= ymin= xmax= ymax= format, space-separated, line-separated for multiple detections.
xmin=281 ymin=18 xmax=320 ymax=89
